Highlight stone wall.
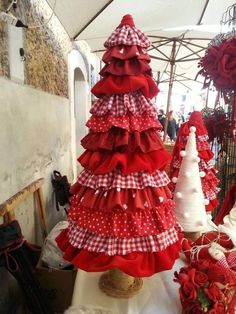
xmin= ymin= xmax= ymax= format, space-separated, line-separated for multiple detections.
xmin=0 ymin=0 xmax=9 ymax=77
xmin=0 ymin=0 xmax=72 ymax=96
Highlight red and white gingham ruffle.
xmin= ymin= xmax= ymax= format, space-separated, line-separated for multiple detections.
xmin=77 ymin=169 xmax=170 ymax=190
xmin=67 ymin=223 xmax=180 ymax=255
xmin=86 ymin=114 xmax=161 ymax=132
xmin=90 ymin=91 xmax=157 ymax=116
xmin=172 ymin=158 xmax=213 ymax=172
xmin=104 ymin=25 xmax=151 ymax=48
xmin=176 ymin=134 xmax=211 ymax=153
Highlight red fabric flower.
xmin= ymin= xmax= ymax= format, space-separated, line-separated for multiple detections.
xmin=175 ymin=259 xmax=236 ymax=314
xmin=174 ymin=270 xmax=190 ymax=285
xmin=179 ymin=281 xmax=198 ymax=303
xmin=188 ymin=304 xmax=205 ymax=314
xmin=194 ymin=271 xmax=209 ymax=287
xmin=199 ymin=37 xmax=236 ymax=91
xmin=191 ymin=259 xmax=211 ymax=273
xmin=208 ymin=302 xmax=225 ymax=314
xmin=204 ymin=283 xmax=225 ymax=303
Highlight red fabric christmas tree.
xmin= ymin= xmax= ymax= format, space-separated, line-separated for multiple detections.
xmin=56 ymin=15 xmax=182 ymax=277
xmin=169 ymin=111 xmax=219 ymax=212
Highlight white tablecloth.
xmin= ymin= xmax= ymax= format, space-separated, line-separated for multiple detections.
xmin=69 ymin=258 xmax=186 ymax=314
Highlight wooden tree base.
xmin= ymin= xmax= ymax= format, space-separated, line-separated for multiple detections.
xmin=183 ymin=231 xmax=201 ymax=241
xmin=99 ymin=269 xmax=143 ymax=298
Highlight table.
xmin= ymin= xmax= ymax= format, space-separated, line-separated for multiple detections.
xmin=68 ymin=258 xmax=186 ymax=314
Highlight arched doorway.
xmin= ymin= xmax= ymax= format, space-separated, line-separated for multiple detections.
xmin=74 ymin=67 xmax=88 ymax=173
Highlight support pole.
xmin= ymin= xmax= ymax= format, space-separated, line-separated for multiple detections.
xmin=163 ymin=40 xmax=176 ymax=142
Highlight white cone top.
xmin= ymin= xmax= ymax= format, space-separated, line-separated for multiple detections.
xmin=218 ymin=201 xmax=236 ymax=247
xmin=174 ymin=126 xmax=208 ymax=232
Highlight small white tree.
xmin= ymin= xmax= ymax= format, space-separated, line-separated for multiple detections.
xmin=173 ymin=126 xmax=208 ymax=232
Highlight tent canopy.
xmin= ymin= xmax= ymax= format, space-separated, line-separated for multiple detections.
xmin=46 ymin=0 xmax=236 ymax=91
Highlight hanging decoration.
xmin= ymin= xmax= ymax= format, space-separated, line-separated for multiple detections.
xmin=201 ymin=106 xmax=228 ymax=145
xmin=198 ymin=4 xmax=236 ymax=138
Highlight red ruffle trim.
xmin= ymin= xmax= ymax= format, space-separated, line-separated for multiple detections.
xmin=69 ymin=185 xmax=172 ymax=212
xmin=66 ymin=225 xmax=180 ymax=255
xmin=100 ymin=59 xmax=151 ymax=76
xmin=76 ymin=169 xmax=170 ymax=190
xmin=81 ymin=128 xmax=164 ymax=153
xmin=91 ymin=74 xmax=159 ymax=99
xmin=68 ymin=201 xmax=177 ymax=237
xmin=103 ymin=45 xmax=150 ymax=62
xmin=86 ymin=114 xmax=162 ymax=132
xmin=78 ymin=149 xmax=171 ymax=175
xmin=56 ymin=231 xmax=182 ymax=277
xmin=90 ymin=91 xmax=157 ymax=117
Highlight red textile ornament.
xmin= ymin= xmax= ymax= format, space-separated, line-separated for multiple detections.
xmin=91 ymin=74 xmax=159 ymax=99
xmin=169 ymin=111 xmax=220 ymax=212
xmin=199 ymin=38 xmax=236 ymax=91
xmin=199 ymin=38 xmax=236 ymax=139
xmin=119 ymin=14 xmax=135 ymax=27
xmin=56 ymin=15 xmax=181 ymax=277
xmin=81 ymin=128 xmax=164 ymax=152
xmin=78 ymin=149 xmax=171 ymax=175
xmin=202 ymin=107 xmax=228 ymax=145
xmin=214 ymin=185 xmax=236 ymax=225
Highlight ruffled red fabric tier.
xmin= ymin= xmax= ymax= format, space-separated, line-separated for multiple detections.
xmin=91 ymin=74 xmax=159 ymax=99
xmin=103 ymin=45 xmax=150 ymax=62
xmin=69 ymin=185 xmax=172 ymax=212
xmin=76 ymin=169 xmax=170 ymax=190
xmin=78 ymin=149 xmax=171 ymax=175
xmin=104 ymin=24 xmax=151 ymax=49
xmin=81 ymin=128 xmax=164 ymax=153
xmin=68 ymin=200 xmax=177 ymax=237
xmin=56 ymin=230 xmax=182 ymax=277
xmin=100 ymin=59 xmax=151 ymax=77
xmin=90 ymin=91 xmax=157 ymax=116
xmin=66 ymin=224 xmax=180 ymax=255
xmin=86 ymin=114 xmax=162 ymax=132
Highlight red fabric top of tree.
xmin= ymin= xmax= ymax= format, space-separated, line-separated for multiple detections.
xmin=169 ymin=111 xmax=220 ymax=212
xmin=56 ymin=15 xmax=182 ymax=277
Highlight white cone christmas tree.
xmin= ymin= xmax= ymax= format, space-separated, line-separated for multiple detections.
xmin=174 ymin=126 xmax=208 ymax=232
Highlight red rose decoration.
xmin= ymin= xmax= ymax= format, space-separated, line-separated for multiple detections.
xmin=199 ymin=37 xmax=236 ymax=91
xmin=204 ymin=283 xmax=225 ymax=303
xmin=174 ymin=259 xmax=236 ymax=313
xmin=188 ymin=304 xmax=205 ymax=314
xmin=174 ymin=270 xmax=189 ymax=284
xmin=194 ymin=271 xmax=209 ymax=287
xmin=191 ymin=259 xmax=210 ymax=273
xmin=180 ymin=281 xmax=197 ymax=304
xmin=208 ymin=302 xmax=225 ymax=314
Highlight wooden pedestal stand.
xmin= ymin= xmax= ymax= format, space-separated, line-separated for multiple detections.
xmin=99 ymin=268 xmax=143 ymax=298
xmin=183 ymin=231 xmax=201 ymax=242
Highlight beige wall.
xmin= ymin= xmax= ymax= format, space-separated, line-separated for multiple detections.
xmin=0 ymin=77 xmax=72 ymax=235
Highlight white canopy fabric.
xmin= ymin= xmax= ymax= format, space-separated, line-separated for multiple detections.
xmin=46 ymin=0 xmax=236 ymax=92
